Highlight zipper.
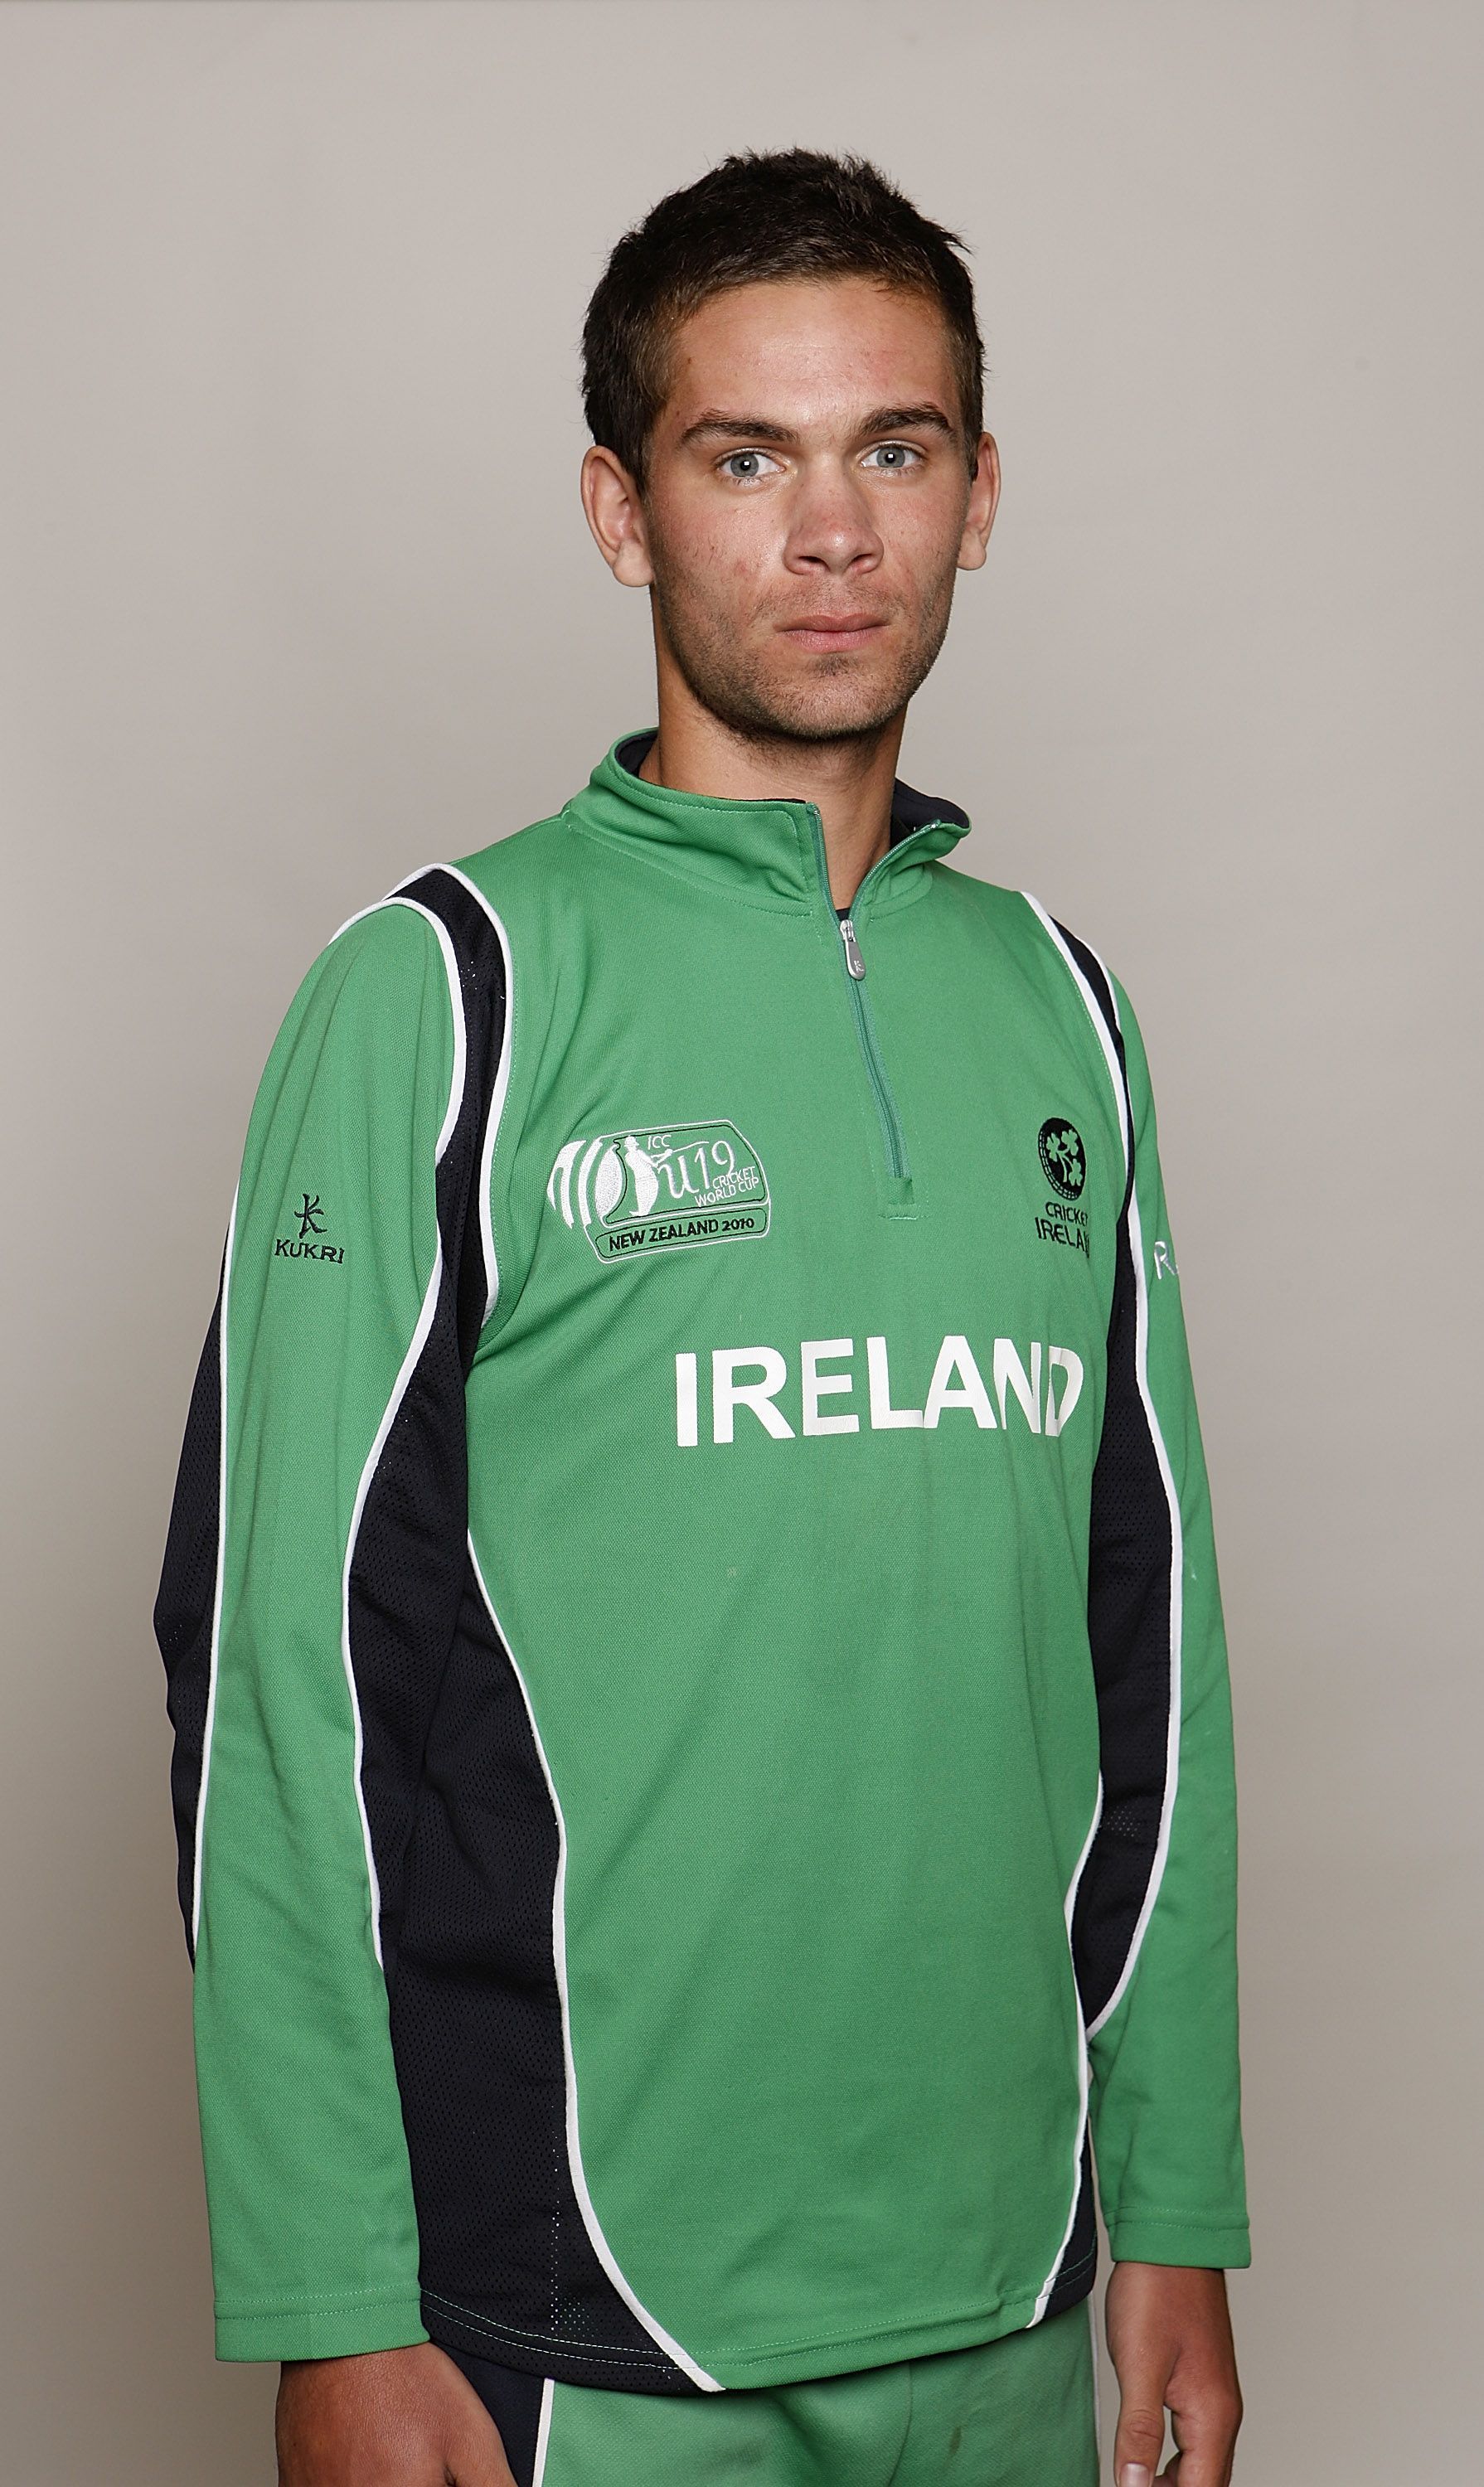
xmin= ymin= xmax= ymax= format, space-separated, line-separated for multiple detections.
xmin=806 ymin=806 xmax=918 ymax=1182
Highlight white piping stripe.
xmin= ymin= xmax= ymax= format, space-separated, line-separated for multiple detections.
xmin=337 ymin=865 xmax=515 ymax=1321
xmin=1031 ymin=1776 xmax=1103 ymax=2322
xmin=531 ymin=2376 xmax=555 ymax=2484
xmin=439 ymin=864 xmax=516 ymax=1326
xmin=1024 ymin=896 xmax=1186 ymax=2043
xmin=190 ymin=1185 xmax=238 ymax=1950
xmin=386 ymin=861 xmax=449 ymax=898
xmin=341 ymin=1248 xmax=446 ymax=1967
xmin=329 ymin=894 xmax=395 ymax=943
xmin=1021 ymin=894 xmax=1130 ymax=1175
xmin=391 ymin=900 xmax=465 ymax=1163
xmin=466 ymin=1538 xmax=723 ymax=2392
xmin=328 ymin=894 xmax=466 ymax=1166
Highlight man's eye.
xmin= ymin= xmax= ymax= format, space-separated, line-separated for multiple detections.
xmin=862 ymin=443 xmax=923 ymax=472
xmin=719 ymin=450 xmax=779 ymax=482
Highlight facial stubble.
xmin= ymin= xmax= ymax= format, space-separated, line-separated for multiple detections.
xmin=647 ymin=536 xmax=963 ymax=755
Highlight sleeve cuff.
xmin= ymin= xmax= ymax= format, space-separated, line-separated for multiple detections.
xmin=1108 ymin=2214 xmax=1252 ymax=2270
xmin=216 ymin=2292 xmax=430 ymax=2363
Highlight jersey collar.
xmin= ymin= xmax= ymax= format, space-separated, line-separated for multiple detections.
xmin=567 ymin=730 xmax=972 ymax=913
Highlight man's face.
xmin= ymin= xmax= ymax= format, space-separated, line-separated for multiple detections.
xmin=587 ymin=276 xmax=997 ymax=748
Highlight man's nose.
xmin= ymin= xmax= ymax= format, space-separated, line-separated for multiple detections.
xmin=783 ymin=462 xmax=883 ymax=575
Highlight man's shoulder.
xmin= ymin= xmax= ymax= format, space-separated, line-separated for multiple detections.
xmin=929 ymin=864 xmax=1133 ymax=1038
xmin=931 ymin=861 xmax=1078 ymax=968
xmin=274 ymin=809 xmax=577 ymax=1039
xmin=932 ymin=861 xmax=1031 ymax=931
xmin=448 ymin=805 xmax=578 ymax=913
xmin=305 ymin=809 xmax=586 ymax=989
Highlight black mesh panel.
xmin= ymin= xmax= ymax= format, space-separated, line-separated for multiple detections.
xmin=153 ymin=1270 xmax=224 ymax=1954
xmin=392 ymin=1572 xmax=692 ymax=2390
xmin=1053 ymin=920 xmax=1174 ymax=2032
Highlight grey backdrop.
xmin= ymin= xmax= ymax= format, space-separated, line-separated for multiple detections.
xmin=2 ymin=4 xmax=1479 ymax=2480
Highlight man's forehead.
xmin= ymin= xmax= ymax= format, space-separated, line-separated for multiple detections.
xmin=659 ymin=276 xmax=959 ymax=435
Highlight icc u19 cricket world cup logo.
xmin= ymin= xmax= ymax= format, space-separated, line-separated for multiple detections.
xmin=547 ymin=1119 xmax=771 ymax=1264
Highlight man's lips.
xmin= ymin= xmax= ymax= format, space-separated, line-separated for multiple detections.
xmin=778 ymin=613 xmax=890 ymax=652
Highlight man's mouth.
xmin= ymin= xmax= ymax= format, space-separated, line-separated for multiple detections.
xmin=778 ymin=613 xmax=890 ymax=654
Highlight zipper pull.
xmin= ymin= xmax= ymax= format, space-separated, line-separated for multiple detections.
xmin=839 ymin=916 xmax=866 ymax=979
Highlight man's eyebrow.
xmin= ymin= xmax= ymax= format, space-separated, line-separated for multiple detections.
xmin=677 ymin=413 xmax=800 ymax=448
xmin=857 ymin=405 xmax=957 ymax=439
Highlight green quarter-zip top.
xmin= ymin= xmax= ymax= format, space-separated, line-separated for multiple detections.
xmin=156 ymin=731 xmax=1249 ymax=2388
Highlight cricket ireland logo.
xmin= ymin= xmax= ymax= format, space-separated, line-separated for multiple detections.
xmin=548 ymin=1120 xmax=771 ymax=1263
xmin=1037 ymin=1118 xmax=1087 ymax=1202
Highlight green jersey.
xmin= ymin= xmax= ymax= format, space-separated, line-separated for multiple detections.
xmin=155 ymin=732 xmax=1249 ymax=2392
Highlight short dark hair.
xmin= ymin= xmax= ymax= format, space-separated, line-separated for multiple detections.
xmin=582 ymin=149 xmax=984 ymax=488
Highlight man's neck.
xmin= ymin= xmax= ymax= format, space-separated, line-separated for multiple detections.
xmin=638 ymin=694 xmax=907 ymax=911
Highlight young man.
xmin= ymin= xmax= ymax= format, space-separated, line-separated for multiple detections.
xmin=157 ymin=153 xmax=1248 ymax=2486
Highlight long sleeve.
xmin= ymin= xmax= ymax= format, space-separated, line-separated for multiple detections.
xmin=1074 ymin=971 xmax=1250 ymax=2271
xmin=155 ymin=893 xmax=483 ymax=2359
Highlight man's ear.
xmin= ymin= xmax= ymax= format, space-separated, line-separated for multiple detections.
xmin=581 ymin=445 xmax=655 ymax=587
xmin=957 ymin=433 xmax=1001 ymax=572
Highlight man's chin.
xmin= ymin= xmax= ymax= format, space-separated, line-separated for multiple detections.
xmin=715 ymin=671 xmax=914 ymax=748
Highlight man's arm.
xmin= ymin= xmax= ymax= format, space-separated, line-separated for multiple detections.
xmin=1080 ymin=973 xmax=1248 ymax=2258
xmin=1057 ymin=953 xmax=1249 ymax=2477
xmin=158 ymin=903 xmax=443 ymax=2354
xmin=156 ymin=895 xmax=513 ymax=2477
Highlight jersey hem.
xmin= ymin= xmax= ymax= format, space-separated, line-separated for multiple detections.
xmin=692 ymin=2270 xmax=1099 ymax=2391
xmin=421 ymin=2268 xmax=1098 ymax=2397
